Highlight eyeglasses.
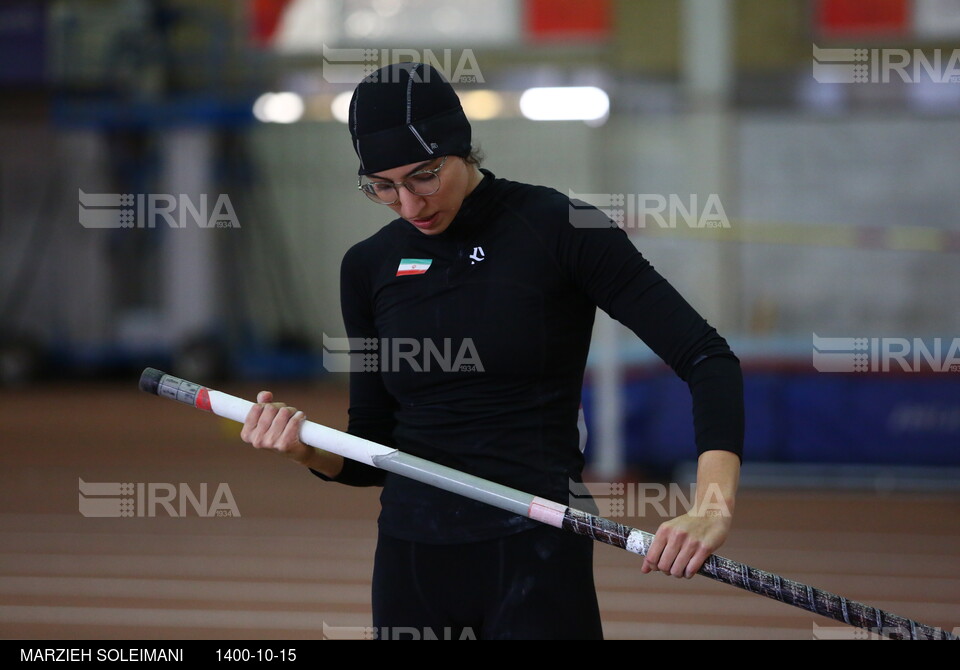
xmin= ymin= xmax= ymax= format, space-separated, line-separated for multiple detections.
xmin=358 ymin=156 xmax=447 ymax=205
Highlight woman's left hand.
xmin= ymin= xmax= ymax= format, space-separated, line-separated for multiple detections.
xmin=641 ymin=510 xmax=732 ymax=579
xmin=640 ymin=449 xmax=740 ymax=579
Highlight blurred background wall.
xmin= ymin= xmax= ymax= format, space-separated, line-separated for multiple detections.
xmin=1 ymin=0 xmax=958 ymax=475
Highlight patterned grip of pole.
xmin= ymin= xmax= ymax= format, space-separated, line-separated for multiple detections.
xmin=560 ymin=508 xmax=956 ymax=640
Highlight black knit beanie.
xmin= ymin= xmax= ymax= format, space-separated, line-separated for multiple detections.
xmin=348 ymin=62 xmax=472 ymax=176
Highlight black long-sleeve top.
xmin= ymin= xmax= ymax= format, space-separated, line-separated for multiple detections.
xmin=316 ymin=169 xmax=744 ymax=543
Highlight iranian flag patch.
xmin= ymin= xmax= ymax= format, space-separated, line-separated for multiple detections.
xmin=396 ymin=258 xmax=432 ymax=276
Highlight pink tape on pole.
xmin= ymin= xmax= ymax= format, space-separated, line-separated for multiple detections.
xmin=528 ymin=496 xmax=566 ymax=528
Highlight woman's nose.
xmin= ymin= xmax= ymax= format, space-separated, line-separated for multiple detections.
xmin=396 ymin=186 xmax=425 ymax=218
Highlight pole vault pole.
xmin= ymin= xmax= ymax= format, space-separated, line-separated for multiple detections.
xmin=138 ymin=368 xmax=956 ymax=640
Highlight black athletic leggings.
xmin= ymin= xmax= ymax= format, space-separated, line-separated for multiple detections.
xmin=371 ymin=525 xmax=604 ymax=640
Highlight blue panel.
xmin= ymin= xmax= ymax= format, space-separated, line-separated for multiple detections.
xmin=583 ymin=369 xmax=960 ymax=469
xmin=0 ymin=3 xmax=46 ymax=85
xmin=783 ymin=375 xmax=960 ymax=465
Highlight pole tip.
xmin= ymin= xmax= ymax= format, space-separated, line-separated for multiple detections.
xmin=139 ymin=367 xmax=165 ymax=395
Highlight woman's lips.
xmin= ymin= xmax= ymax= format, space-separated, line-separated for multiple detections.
xmin=409 ymin=212 xmax=439 ymax=229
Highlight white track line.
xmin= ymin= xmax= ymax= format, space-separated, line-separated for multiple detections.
xmin=601 ymin=621 xmax=815 ymax=640
xmin=0 ymin=605 xmax=820 ymax=639
xmin=0 ymin=554 xmax=373 ymax=582
xmin=3 ymin=535 xmax=953 ymax=577
xmin=596 ymin=590 xmax=959 ymax=621
xmin=0 ymin=576 xmax=369 ymax=605
xmin=4 ymin=513 xmax=958 ymax=549
xmin=0 ymin=532 xmax=375 ymax=559
xmin=0 ymin=605 xmax=367 ymax=631
xmin=0 ymin=514 xmax=375 ymax=536
xmin=1 ymin=575 xmax=952 ymax=622
xmin=3 ymin=552 xmax=958 ymax=601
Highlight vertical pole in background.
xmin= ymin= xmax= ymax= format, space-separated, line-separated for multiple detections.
xmin=161 ymin=128 xmax=218 ymax=348
xmin=682 ymin=0 xmax=733 ymax=106
xmin=681 ymin=0 xmax=742 ymax=333
xmin=594 ymin=2 xmax=740 ymax=481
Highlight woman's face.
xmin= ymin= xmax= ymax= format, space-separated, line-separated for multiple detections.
xmin=366 ymin=155 xmax=481 ymax=236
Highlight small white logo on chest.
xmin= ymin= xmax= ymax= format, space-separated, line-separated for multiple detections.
xmin=469 ymin=246 xmax=485 ymax=264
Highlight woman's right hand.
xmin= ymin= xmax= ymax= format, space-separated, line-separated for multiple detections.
xmin=240 ymin=391 xmax=312 ymax=465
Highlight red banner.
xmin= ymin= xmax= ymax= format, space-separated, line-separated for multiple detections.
xmin=525 ymin=0 xmax=610 ymax=42
xmin=250 ymin=0 xmax=294 ymax=46
xmin=816 ymin=0 xmax=910 ymax=38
